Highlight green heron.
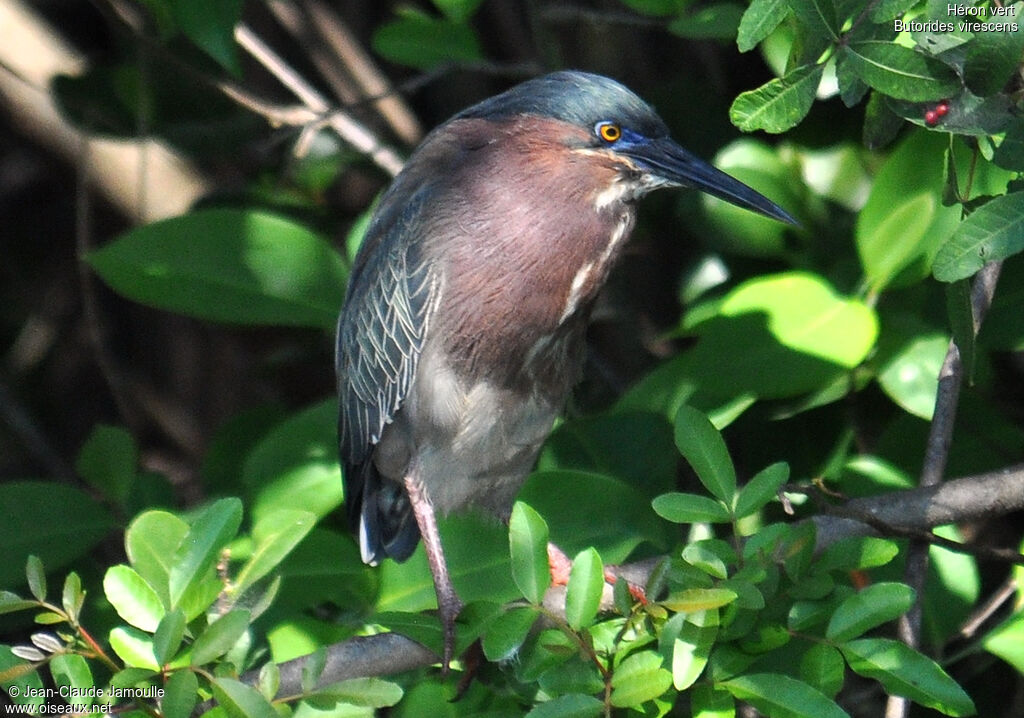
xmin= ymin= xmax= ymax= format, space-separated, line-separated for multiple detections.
xmin=336 ymin=70 xmax=794 ymax=667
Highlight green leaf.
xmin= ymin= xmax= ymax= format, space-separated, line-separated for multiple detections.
xmin=734 ymin=462 xmax=789 ymax=517
xmin=737 ymin=0 xmax=789 ymax=52
xmin=301 ymin=646 xmax=328 ymax=693
xmin=841 ymin=638 xmax=975 ymax=716
xmin=61 ymin=573 xmax=84 ymax=622
xmin=800 ymin=643 xmax=845 ymax=698
xmin=672 ymin=611 xmax=718 ymax=690
xmin=104 ymin=565 xmax=166 ymax=632
xmin=610 ymin=650 xmax=673 ymax=707
xmin=983 ymin=612 xmax=1024 ymax=673
xmin=154 ymin=609 xmax=187 ymax=666
xmin=49 ymin=654 xmax=94 ymax=706
xmin=168 ymin=498 xmax=242 ymax=609
xmin=0 ymin=645 xmax=45 ymax=708
xmin=0 ymin=482 xmax=116 ymax=590
xmin=674 ymin=405 xmax=736 ymax=503
xmin=841 ymin=41 xmax=958 ymax=101
xmin=730 ymin=64 xmax=824 ymax=133
xmin=257 ymin=661 xmax=279 ymax=700
xmin=212 ymin=677 xmax=280 ymax=718
xmin=482 ymin=606 xmax=539 ymax=661
xmin=232 ymin=509 xmax=316 ymax=597
xmin=877 ymin=328 xmax=948 ymax=420
xmin=431 ymin=0 xmax=485 ymax=22
xmin=371 ymin=8 xmax=482 ymax=70
xmin=814 ymin=536 xmax=899 ymax=573
xmin=684 ymin=272 xmax=879 ymax=399
xmin=963 ymin=4 xmax=1024 ymax=96
xmin=520 ymin=469 xmax=672 ymax=563
xmin=946 ymin=279 xmax=976 ymax=379
xmin=168 ymin=0 xmax=244 ymax=75
xmin=661 ymin=588 xmax=737 ymax=613
xmin=691 ymin=684 xmax=734 ymax=717
xmin=75 ymin=424 xmax=136 ymax=504
xmin=245 ymin=399 xmax=342 ymax=523
xmin=565 ymin=548 xmax=604 ymax=631
xmin=26 ymin=556 xmax=46 ymax=602
xmin=191 ymin=610 xmax=250 ymax=666
xmin=827 ymin=583 xmax=916 ymax=642
xmin=859 ymin=193 xmax=936 ymax=292
xmin=721 ymin=673 xmax=850 ymax=718
xmin=126 ymin=510 xmax=189 ymax=608
xmin=109 ymin=626 xmax=160 ymax=670
xmin=524 ymin=693 xmax=604 ymax=718
xmin=682 ymin=543 xmax=730 ymax=579
xmin=308 ymin=677 xmax=404 ymax=708
xmin=162 ymin=669 xmax=199 ymax=718
xmin=933 ymin=192 xmax=1024 ymax=282
xmin=86 ymin=209 xmax=347 ymax=328
xmin=652 ymin=492 xmax=731 ymax=523
xmin=788 ymin=0 xmax=838 ymax=38
xmin=0 ymin=591 xmax=37 ymax=615
xmin=509 ymin=502 xmax=551 ymax=605
xmin=668 ymin=4 xmax=744 ymax=40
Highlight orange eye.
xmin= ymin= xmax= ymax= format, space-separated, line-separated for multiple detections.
xmin=597 ymin=122 xmax=621 ymax=143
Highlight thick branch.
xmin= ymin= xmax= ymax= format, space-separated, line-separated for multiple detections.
xmin=247 ymin=464 xmax=1024 ymax=699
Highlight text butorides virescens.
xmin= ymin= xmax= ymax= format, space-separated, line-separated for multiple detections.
xmin=336 ymin=70 xmax=794 ymax=667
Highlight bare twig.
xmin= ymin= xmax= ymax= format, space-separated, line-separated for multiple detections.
xmin=233 ymin=23 xmax=405 ymax=177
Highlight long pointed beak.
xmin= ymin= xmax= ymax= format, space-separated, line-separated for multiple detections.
xmin=624 ymin=137 xmax=798 ymax=225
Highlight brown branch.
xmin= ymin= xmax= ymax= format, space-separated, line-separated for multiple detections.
xmin=227 ymin=464 xmax=1024 ymax=701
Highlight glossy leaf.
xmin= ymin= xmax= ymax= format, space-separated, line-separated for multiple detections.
xmin=191 ymin=609 xmax=250 ymax=666
xmin=211 ymin=677 xmax=280 ymax=718
xmin=168 ymin=498 xmax=242 ymax=609
xmin=482 ymin=606 xmax=539 ymax=662
xmin=674 ymin=404 xmax=736 ymax=503
xmin=673 ymin=611 xmax=718 ymax=690
xmin=109 ymin=626 xmax=160 ymax=670
xmin=125 ymin=510 xmax=189 ymax=607
xmin=509 ymin=502 xmax=551 ymax=605
xmin=232 ymin=509 xmax=316 ymax=597
xmin=860 ymin=193 xmax=935 ymax=291
xmin=610 ymin=650 xmax=673 ymax=707
xmin=721 ymin=673 xmax=850 ymax=717
xmin=0 ymin=591 xmax=37 ymax=616
xmin=162 ymin=669 xmax=199 ymax=718
xmin=842 ymin=41 xmax=958 ymax=101
xmin=307 ymin=677 xmax=404 ymax=708
xmin=167 ymin=0 xmax=244 ymax=75
xmin=983 ymin=612 xmax=1024 ymax=673
xmin=814 ymin=536 xmax=899 ymax=573
xmin=730 ymin=64 xmax=823 ymax=133
xmin=245 ymin=399 xmax=342 ymax=522
xmin=565 ymin=548 xmax=604 ymax=631
xmin=61 ymin=573 xmax=84 ymax=622
xmin=104 ymin=565 xmax=165 ymax=632
xmin=841 ymin=638 xmax=975 ymax=716
xmin=682 ymin=543 xmax=729 ymax=579
xmin=49 ymin=654 xmax=93 ymax=706
xmin=26 ymin=556 xmax=45 ymax=602
xmin=800 ymin=643 xmax=845 ymax=698
xmin=737 ymin=0 xmax=789 ymax=51
xmin=734 ymin=462 xmax=789 ymax=517
xmin=661 ymin=588 xmax=737 ymax=613
xmin=963 ymin=5 xmax=1024 ymax=96
xmin=668 ymin=4 xmax=744 ymax=40
xmin=153 ymin=609 xmax=187 ymax=666
xmin=877 ymin=329 xmax=948 ymax=420
xmin=652 ymin=492 xmax=731 ymax=523
xmin=933 ymin=192 xmax=1024 ymax=282
xmin=86 ymin=209 xmax=347 ymax=328
xmin=691 ymin=683 xmax=734 ymax=717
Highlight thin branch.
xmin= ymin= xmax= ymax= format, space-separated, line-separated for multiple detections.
xmin=889 ymin=260 xmax=1003 ymax=718
xmin=233 ymin=23 xmax=405 ymax=177
xmin=234 ymin=465 xmax=1024 ymax=698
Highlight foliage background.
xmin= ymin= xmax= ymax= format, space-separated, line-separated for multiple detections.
xmin=0 ymin=0 xmax=1023 ymax=716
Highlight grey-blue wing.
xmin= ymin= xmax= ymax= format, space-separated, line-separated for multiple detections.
xmin=336 ymin=204 xmax=437 ymax=563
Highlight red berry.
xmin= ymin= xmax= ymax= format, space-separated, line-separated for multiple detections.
xmin=925 ymin=109 xmax=939 ymax=126
xmin=935 ymin=102 xmax=949 ymax=117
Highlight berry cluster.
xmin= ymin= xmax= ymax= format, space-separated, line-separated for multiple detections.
xmin=924 ymin=99 xmax=950 ymax=127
